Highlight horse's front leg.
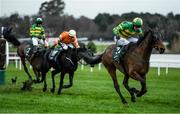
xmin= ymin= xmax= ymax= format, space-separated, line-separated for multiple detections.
xmin=137 ymin=75 xmax=147 ymax=97
xmin=130 ymin=71 xmax=147 ymax=97
xmin=51 ymin=70 xmax=60 ymax=93
xmin=123 ymin=75 xmax=136 ymax=102
xmin=32 ymin=68 xmax=41 ymax=83
xmin=42 ymin=72 xmax=47 ymax=92
xmin=106 ymin=65 xmax=127 ymax=104
xmin=21 ymin=58 xmax=34 ymax=90
xmin=21 ymin=58 xmax=33 ymax=81
xmin=58 ymin=72 xmax=65 ymax=95
xmin=63 ymin=72 xmax=74 ymax=88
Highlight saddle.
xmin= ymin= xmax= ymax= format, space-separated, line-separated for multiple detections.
xmin=113 ymin=42 xmax=133 ymax=62
xmin=49 ymin=47 xmax=62 ymax=62
xmin=25 ymin=46 xmax=45 ymax=60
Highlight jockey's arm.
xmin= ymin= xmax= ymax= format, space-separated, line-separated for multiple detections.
xmin=40 ymin=29 xmax=49 ymax=47
xmin=52 ymin=35 xmax=62 ymax=47
xmin=112 ymin=22 xmax=126 ymax=37
xmin=40 ymin=28 xmax=45 ymax=39
xmin=138 ymin=28 xmax=144 ymax=38
xmin=73 ymin=37 xmax=80 ymax=48
xmin=30 ymin=26 xmax=34 ymax=38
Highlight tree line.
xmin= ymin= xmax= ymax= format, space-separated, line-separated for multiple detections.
xmin=0 ymin=0 xmax=180 ymax=53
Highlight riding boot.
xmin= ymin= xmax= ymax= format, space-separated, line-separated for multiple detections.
xmin=50 ymin=47 xmax=62 ymax=61
xmin=25 ymin=48 xmax=31 ymax=58
xmin=113 ymin=45 xmax=126 ymax=63
xmin=30 ymin=46 xmax=39 ymax=60
xmin=119 ymin=46 xmax=126 ymax=59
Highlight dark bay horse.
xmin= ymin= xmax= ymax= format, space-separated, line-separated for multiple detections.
xmin=42 ymin=46 xmax=101 ymax=94
xmin=100 ymin=29 xmax=165 ymax=104
xmin=3 ymin=27 xmax=45 ymax=87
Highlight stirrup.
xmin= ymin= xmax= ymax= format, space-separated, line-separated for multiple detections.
xmin=113 ymin=57 xmax=120 ymax=64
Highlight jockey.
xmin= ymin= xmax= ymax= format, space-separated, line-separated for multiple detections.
xmin=29 ymin=17 xmax=48 ymax=59
xmin=50 ymin=29 xmax=80 ymax=61
xmin=112 ymin=17 xmax=143 ymax=62
xmin=54 ymin=29 xmax=80 ymax=49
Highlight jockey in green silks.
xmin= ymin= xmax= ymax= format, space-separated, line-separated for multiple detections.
xmin=29 ymin=17 xmax=48 ymax=60
xmin=112 ymin=17 xmax=144 ymax=63
xmin=30 ymin=17 xmax=48 ymax=47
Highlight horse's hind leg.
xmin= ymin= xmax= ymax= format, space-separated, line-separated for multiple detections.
xmin=63 ymin=72 xmax=74 ymax=88
xmin=123 ymin=75 xmax=136 ymax=102
xmin=105 ymin=65 xmax=127 ymax=104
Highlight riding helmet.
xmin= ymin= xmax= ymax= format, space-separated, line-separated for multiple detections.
xmin=133 ymin=17 xmax=143 ymax=27
xmin=36 ymin=18 xmax=43 ymax=24
xmin=69 ymin=29 xmax=76 ymax=37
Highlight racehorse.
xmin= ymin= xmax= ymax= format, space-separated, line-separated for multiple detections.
xmin=85 ymin=29 xmax=165 ymax=104
xmin=102 ymin=29 xmax=165 ymax=104
xmin=41 ymin=46 xmax=101 ymax=94
xmin=3 ymin=27 xmax=46 ymax=88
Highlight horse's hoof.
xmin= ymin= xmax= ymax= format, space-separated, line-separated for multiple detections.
xmin=137 ymin=90 xmax=147 ymax=97
xmin=33 ymin=79 xmax=40 ymax=84
xmin=43 ymin=88 xmax=47 ymax=92
xmin=63 ymin=85 xmax=68 ymax=88
xmin=63 ymin=85 xmax=72 ymax=88
xmin=122 ymin=99 xmax=128 ymax=104
xmin=144 ymin=90 xmax=147 ymax=94
xmin=27 ymin=86 xmax=32 ymax=91
xmin=51 ymin=88 xmax=55 ymax=93
xmin=21 ymin=86 xmax=26 ymax=91
xmin=39 ymin=80 xmax=44 ymax=83
xmin=136 ymin=93 xmax=142 ymax=97
xmin=33 ymin=79 xmax=37 ymax=83
xmin=57 ymin=91 xmax=62 ymax=95
xmin=21 ymin=82 xmax=28 ymax=91
xmin=131 ymin=88 xmax=140 ymax=94
xmin=131 ymin=97 xmax=136 ymax=102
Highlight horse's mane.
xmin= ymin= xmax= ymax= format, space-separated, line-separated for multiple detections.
xmin=136 ymin=30 xmax=151 ymax=45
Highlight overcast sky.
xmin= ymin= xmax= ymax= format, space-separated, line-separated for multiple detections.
xmin=0 ymin=0 xmax=180 ymax=19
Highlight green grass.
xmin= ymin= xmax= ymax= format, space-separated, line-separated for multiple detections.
xmin=0 ymin=64 xmax=180 ymax=113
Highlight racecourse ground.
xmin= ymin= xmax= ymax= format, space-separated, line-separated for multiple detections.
xmin=0 ymin=64 xmax=180 ymax=113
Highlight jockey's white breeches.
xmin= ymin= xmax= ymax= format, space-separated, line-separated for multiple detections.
xmin=115 ymin=36 xmax=138 ymax=46
xmin=32 ymin=37 xmax=49 ymax=47
xmin=60 ymin=43 xmax=74 ymax=50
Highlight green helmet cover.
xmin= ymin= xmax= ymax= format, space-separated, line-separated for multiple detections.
xmin=36 ymin=18 xmax=43 ymax=24
xmin=133 ymin=17 xmax=143 ymax=27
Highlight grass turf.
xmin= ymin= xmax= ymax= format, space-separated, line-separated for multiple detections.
xmin=0 ymin=64 xmax=180 ymax=113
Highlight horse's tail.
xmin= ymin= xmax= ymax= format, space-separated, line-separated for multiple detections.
xmin=2 ymin=27 xmax=21 ymax=47
xmin=82 ymin=52 xmax=103 ymax=65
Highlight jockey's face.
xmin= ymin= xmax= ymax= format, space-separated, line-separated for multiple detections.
xmin=37 ymin=23 xmax=42 ymax=26
xmin=133 ymin=25 xmax=141 ymax=30
xmin=69 ymin=35 xmax=74 ymax=39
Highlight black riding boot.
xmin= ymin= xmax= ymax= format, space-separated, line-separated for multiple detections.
xmin=30 ymin=46 xmax=39 ymax=60
xmin=113 ymin=45 xmax=126 ymax=63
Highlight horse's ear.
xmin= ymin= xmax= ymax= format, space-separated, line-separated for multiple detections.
xmin=3 ymin=27 xmax=13 ymax=35
xmin=143 ymin=25 xmax=152 ymax=33
xmin=147 ymin=26 xmax=153 ymax=32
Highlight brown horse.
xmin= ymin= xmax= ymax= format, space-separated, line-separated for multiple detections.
xmin=100 ymin=29 xmax=165 ymax=104
xmin=3 ymin=27 xmax=45 ymax=86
